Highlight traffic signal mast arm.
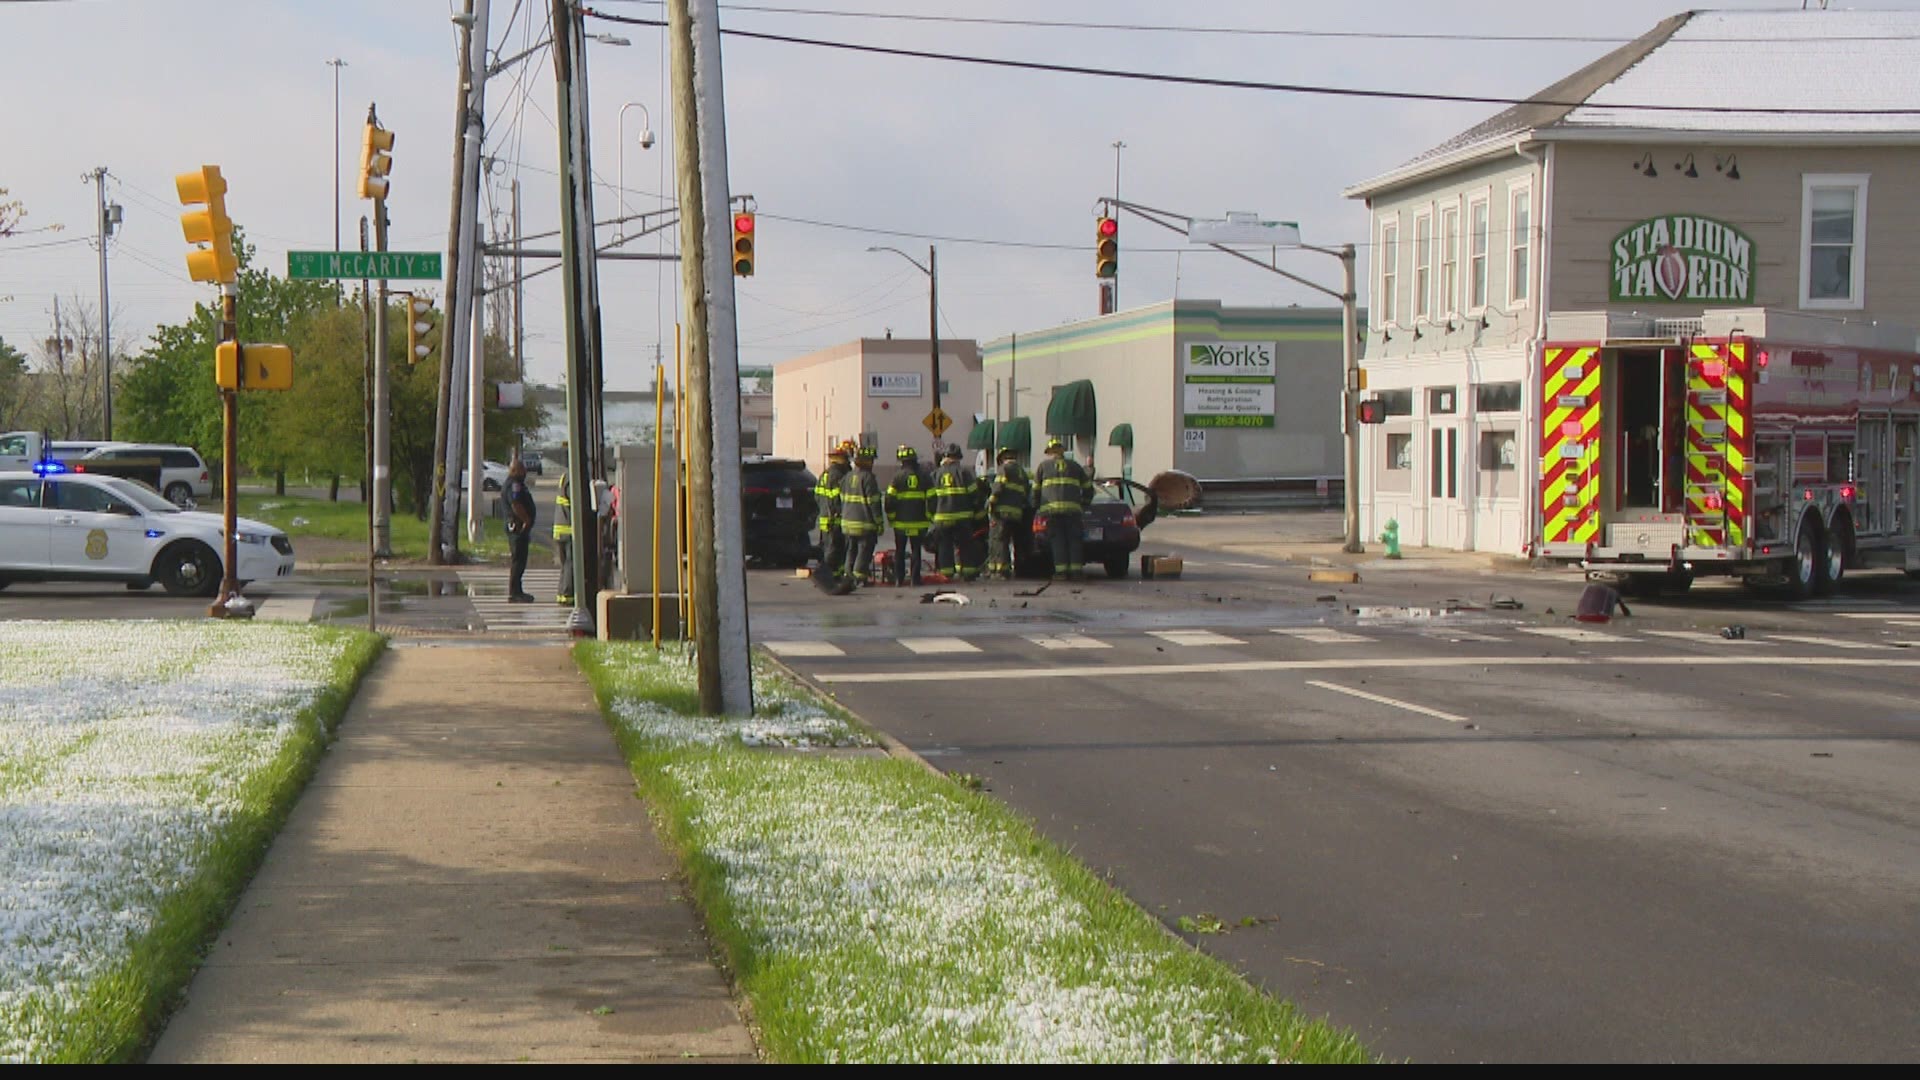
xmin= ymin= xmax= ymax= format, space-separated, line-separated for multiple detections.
xmin=1100 ymin=196 xmax=1347 ymax=302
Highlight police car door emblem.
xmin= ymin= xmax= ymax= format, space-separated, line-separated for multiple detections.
xmin=86 ymin=529 xmax=109 ymax=560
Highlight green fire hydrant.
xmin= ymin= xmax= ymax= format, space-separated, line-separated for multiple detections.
xmin=1379 ymin=518 xmax=1403 ymax=559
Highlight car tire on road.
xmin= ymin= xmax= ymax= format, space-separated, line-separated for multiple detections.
xmin=1104 ymin=554 xmax=1130 ymax=579
xmin=126 ymin=578 xmax=153 ymax=591
xmin=154 ymin=540 xmax=222 ymax=598
xmin=164 ymin=482 xmax=195 ymax=508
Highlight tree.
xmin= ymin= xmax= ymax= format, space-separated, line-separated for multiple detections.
xmin=0 ymin=337 xmax=29 ymax=430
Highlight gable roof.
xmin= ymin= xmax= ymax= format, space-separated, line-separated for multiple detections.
xmin=1347 ymin=9 xmax=1920 ymax=199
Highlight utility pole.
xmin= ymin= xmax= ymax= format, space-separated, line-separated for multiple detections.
xmin=430 ymin=0 xmax=481 ymax=564
xmin=361 ymin=214 xmax=376 ymax=629
xmin=468 ymin=220 xmax=486 ymax=542
xmin=88 ymin=167 xmax=118 ymax=439
xmin=553 ymin=0 xmax=604 ymax=630
xmin=928 ymin=244 xmax=941 ymax=443
xmin=670 ymin=0 xmax=753 ymax=715
xmin=1110 ymin=140 xmax=1125 ymax=313
xmin=370 ymin=105 xmax=393 ymax=558
xmin=433 ymin=0 xmax=489 ymax=564
xmin=512 ymin=178 xmax=524 ymax=383
xmin=1339 ymin=243 xmax=1362 ymax=554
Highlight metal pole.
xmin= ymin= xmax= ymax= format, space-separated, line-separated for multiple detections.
xmin=429 ymin=2 xmax=476 ymax=565
xmin=468 ymin=220 xmax=487 ymax=542
xmin=676 ymin=321 xmax=691 ymax=640
xmin=652 ymin=358 xmax=664 ymax=649
xmin=928 ymin=244 xmax=941 ymax=452
xmin=371 ymin=129 xmax=392 ymax=556
xmin=1111 ymin=140 xmax=1125 ymax=311
xmin=361 ymin=215 xmax=375 ymax=631
xmin=209 ymin=285 xmax=240 ymax=618
xmin=329 ymin=59 xmax=347 ymax=251
xmin=92 ymin=167 xmax=112 ymax=440
xmin=512 ymin=178 xmax=524 ymax=383
xmin=1341 ymin=243 xmax=1364 ymax=554
xmin=436 ymin=0 xmax=489 ymax=564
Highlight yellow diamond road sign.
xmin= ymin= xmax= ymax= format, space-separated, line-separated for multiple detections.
xmin=923 ymin=406 xmax=952 ymax=438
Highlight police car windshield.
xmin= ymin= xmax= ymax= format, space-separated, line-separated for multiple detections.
xmin=101 ymin=477 xmax=181 ymax=514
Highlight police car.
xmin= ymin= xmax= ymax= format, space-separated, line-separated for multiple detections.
xmin=0 ymin=467 xmax=294 ymax=597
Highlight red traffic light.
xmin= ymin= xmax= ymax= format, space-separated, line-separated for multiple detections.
xmin=734 ymin=213 xmax=755 ymax=235
xmin=1356 ymin=399 xmax=1386 ymax=425
xmin=1098 ymin=216 xmax=1118 ymax=237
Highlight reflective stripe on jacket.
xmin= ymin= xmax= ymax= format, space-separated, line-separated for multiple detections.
xmin=815 ymin=462 xmax=849 ymax=531
xmin=554 ymin=477 xmax=574 ymax=538
xmin=885 ymin=465 xmax=932 ymax=535
xmin=989 ymin=463 xmax=1030 ymax=520
xmin=837 ymin=468 xmax=887 ymax=536
xmin=930 ymin=462 xmax=977 ymax=525
xmin=1033 ymin=456 xmax=1092 ymax=516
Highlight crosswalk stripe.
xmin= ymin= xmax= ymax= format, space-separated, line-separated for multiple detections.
xmin=1148 ymin=630 xmax=1246 ymax=647
xmin=1520 ymin=626 xmax=1635 ymax=643
xmin=1270 ymin=627 xmax=1373 ymax=644
xmin=1768 ymin=634 xmax=1900 ymax=651
xmin=1416 ymin=626 xmax=1507 ymax=643
xmin=900 ymin=636 xmax=981 ymax=654
xmin=1641 ymin=629 xmax=1774 ymax=645
xmin=1026 ymin=634 xmax=1111 ymax=650
xmin=764 ymin=640 xmax=846 ymax=657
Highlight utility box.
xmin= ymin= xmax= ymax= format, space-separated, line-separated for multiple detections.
xmin=614 ymin=442 xmax=683 ymax=599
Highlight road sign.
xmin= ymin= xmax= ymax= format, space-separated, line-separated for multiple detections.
xmin=922 ymin=406 xmax=953 ymax=438
xmin=287 ymin=250 xmax=443 ymax=280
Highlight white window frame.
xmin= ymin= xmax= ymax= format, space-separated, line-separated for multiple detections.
xmin=1377 ymin=215 xmax=1400 ymax=328
xmin=1800 ymin=173 xmax=1868 ymax=310
xmin=1413 ymin=210 xmax=1433 ymax=321
xmin=1507 ymin=180 xmax=1533 ymax=309
xmin=1466 ymin=191 xmax=1491 ymax=314
xmin=1439 ymin=203 xmax=1461 ymax=317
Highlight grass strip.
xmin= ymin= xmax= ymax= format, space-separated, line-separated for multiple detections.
xmin=238 ymin=493 xmax=512 ymax=562
xmin=575 ymin=641 xmax=1370 ymax=1064
xmin=0 ymin=623 xmax=384 ymax=1063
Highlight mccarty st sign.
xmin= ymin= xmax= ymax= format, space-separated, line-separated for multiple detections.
xmin=287 ymin=250 xmax=444 ymax=281
xmin=1182 ymin=341 xmax=1276 ymax=428
xmin=1609 ymin=215 xmax=1754 ymax=303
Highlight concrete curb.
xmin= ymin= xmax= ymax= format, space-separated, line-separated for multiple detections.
xmin=757 ymin=648 xmax=947 ymax=780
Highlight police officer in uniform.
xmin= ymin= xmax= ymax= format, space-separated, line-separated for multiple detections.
xmin=983 ymin=445 xmax=1029 ymax=580
xmin=814 ymin=441 xmax=853 ymax=583
xmin=930 ymin=443 xmax=979 ymax=581
xmin=837 ymin=445 xmax=887 ymax=586
xmin=1033 ymin=437 xmax=1093 ymax=580
xmin=885 ymin=444 xmax=931 ymax=586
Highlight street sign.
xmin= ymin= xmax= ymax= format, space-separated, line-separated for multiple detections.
xmin=922 ymin=406 xmax=952 ymax=438
xmin=287 ymin=250 xmax=443 ymax=280
xmin=1188 ymin=212 xmax=1302 ymax=247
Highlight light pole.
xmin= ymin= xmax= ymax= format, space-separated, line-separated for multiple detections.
xmin=327 ymin=58 xmax=347 ymax=251
xmin=1110 ymin=140 xmax=1125 ymax=311
xmin=616 ymin=102 xmax=654 ymax=241
xmin=867 ymin=244 xmax=942 ymax=450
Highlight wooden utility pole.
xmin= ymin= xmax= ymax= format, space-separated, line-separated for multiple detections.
xmin=552 ymin=0 xmax=604 ymax=628
xmin=428 ymin=0 xmax=477 ymax=565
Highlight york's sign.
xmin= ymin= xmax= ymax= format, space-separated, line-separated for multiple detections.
xmin=1610 ymin=215 xmax=1753 ymax=303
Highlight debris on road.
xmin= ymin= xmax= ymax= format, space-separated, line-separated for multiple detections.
xmin=1014 ymin=581 xmax=1051 ymax=597
xmin=1489 ymin=594 xmax=1524 ymax=610
xmin=919 ymin=589 xmax=969 ymax=605
xmin=1721 ymin=625 xmax=1748 ymax=639
xmin=1308 ymin=569 xmax=1360 ymax=584
xmin=1574 ymin=583 xmax=1629 ymax=622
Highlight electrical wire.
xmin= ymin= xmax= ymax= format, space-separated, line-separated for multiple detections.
xmin=0 ymin=235 xmax=89 ymax=253
xmin=586 ymin=9 xmax=1920 ymax=115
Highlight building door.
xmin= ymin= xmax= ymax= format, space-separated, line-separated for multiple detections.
xmin=1426 ymin=422 xmax=1464 ymax=548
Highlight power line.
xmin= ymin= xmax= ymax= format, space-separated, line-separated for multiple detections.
xmin=587 ymin=9 xmax=1920 ymax=116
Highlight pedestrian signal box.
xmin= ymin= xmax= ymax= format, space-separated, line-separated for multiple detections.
xmin=216 ymin=341 xmax=294 ymax=391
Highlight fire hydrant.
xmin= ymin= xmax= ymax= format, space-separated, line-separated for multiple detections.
xmin=1379 ymin=518 xmax=1403 ymax=559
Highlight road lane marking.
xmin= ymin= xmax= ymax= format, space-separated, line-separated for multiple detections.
xmin=1027 ymin=634 xmax=1111 ymax=650
xmin=900 ymin=636 xmax=981 ymax=654
xmin=1768 ymin=634 xmax=1899 ymax=651
xmin=1305 ymin=679 xmax=1467 ymax=722
xmin=1416 ymin=627 xmax=1507 ymax=643
xmin=1641 ymin=630 xmax=1774 ymax=645
xmin=1271 ymin=628 xmax=1373 ymax=644
xmin=1149 ymin=630 xmax=1246 ymax=647
xmin=763 ymin=640 xmax=845 ymax=657
xmin=815 ymin=653 xmax=1920 ymax=684
xmin=1834 ymin=612 xmax=1920 ymax=619
xmin=1225 ymin=561 xmax=1270 ymax=570
xmin=1520 ymin=626 xmax=1635 ymax=643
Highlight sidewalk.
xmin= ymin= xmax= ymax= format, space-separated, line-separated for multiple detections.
xmin=149 ymin=643 xmax=755 ymax=1064
xmin=1147 ymin=509 xmax=1538 ymax=574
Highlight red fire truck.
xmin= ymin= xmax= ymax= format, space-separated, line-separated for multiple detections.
xmin=1536 ymin=312 xmax=1920 ymax=597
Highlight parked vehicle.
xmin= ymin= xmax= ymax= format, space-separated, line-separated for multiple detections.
xmin=741 ymin=455 xmax=818 ymax=567
xmin=1026 ymin=477 xmax=1159 ymax=578
xmin=82 ymin=443 xmax=212 ymax=507
xmin=1538 ymin=330 xmax=1920 ymax=598
xmin=459 ymin=460 xmax=511 ymax=492
xmin=522 ymin=450 xmax=545 ymax=476
xmin=0 ymin=470 xmax=293 ymax=596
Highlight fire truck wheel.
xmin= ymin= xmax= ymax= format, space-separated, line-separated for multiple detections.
xmin=1789 ymin=515 xmax=1823 ymax=600
xmin=1823 ymin=514 xmax=1853 ymax=591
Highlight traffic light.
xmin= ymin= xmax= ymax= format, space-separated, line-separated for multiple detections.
xmin=1356 ymin=398 xmax=1386 ymax=425
xmin=731 ymin=211 xmax=755 ymax=277
xmin=175 ymin=165 xmax=237 ymax=284
xmin=405 ymin=295 xmax=437 ymax=364
xmin=358 ymin=121 xmax=394 ymax=200
xmin=215 ymin=341 xmax=294 ymax=391
xmin=1095 ymin=215 xmax=1118 ymax=278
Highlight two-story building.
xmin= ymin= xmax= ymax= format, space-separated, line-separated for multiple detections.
xmin=1346 ymin=9 xmax=1920 ymax=563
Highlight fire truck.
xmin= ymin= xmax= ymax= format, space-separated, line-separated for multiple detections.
xmin=1536 ymin=310 xmax=1920 ymax=597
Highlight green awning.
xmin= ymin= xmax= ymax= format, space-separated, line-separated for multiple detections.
xmin=1045 ymin=379 xmax=1097 ymax=438
xmin=966 ymin=417 xmax=998 ymax=451
xmin=999 ymin=417 xmax=1032 ymax=455
xmin=1108 ymin=423 xmax=1134 ymax=450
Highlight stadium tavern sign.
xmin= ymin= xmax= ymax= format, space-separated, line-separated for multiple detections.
xmin=1609 ymin=214 xmax=1754 ymax=304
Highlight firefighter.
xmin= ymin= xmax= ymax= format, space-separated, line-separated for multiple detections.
xmin=814 ymin=441 xmax=854 ymax=583
xmin=554 ymin=467 xmax=575 ymax=604
xmin=837 ymin=444 xmax=887 ymax=586
xmin=885 ymin=444 xmax=931 ymax=586
xmin=930 ymin=443 xmax=979 ymax=581
xmin=1034 ymin=436 xmax=1092 ymax=581
xmin=983 ymin=445 xmax=1029 ymax=580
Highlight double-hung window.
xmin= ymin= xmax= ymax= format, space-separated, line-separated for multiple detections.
xmin=1413 ymin=213 xmax=1433 ymax=321
xmin=1801 ymin=174 xmax=1868 ymax=309
xmin=1378 ymin=220 xmax=1399 ymax=327
xmin=1439 ymin=205 xmax=1460 ymax=316
xmin=1508 ymin=186 xmax=1532 ymax=306
xmin=1467 ymin=197 xmax=1490 ymax=311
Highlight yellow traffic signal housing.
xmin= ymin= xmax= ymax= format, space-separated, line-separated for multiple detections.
xmin=405 ymin=295 xmax=437 ymax=364
xmin=215 ymin=341 xmax=294 ymax=391
xmin=176 ymin=165 xmax=237 ymax=284
xmin=1095 ymin=216 xmax=1118 ymax=279
xmin=359 ymin=123 xmax=395 ymax=200
xmin=731 ymin=211 xmax=755 ymax=277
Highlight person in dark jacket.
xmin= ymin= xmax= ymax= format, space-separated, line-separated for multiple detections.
xmin=504 ymin=458 xmax=538 ymax=603
xmin=1033 ymin=437 xmax=1093 ymax=581
xmin=814 ymin=441 xmax=854 ymax=583
xmin=885 ymin=444 xmax=931 ymax=586
xmin=983 ymin=446 xmax=1030 ymax=580
xmin=929 ymin=443 xmax=979 ymax=580
xmin=838 ymin=445 xmax=887 ymax=585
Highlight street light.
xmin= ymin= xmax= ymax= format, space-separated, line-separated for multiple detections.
xmin=616 ymin=102 xmax=655 ymax=242
xmin=867 ymin=244 xmax=943 ymax=449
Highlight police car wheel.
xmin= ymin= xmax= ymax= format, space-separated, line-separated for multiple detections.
xmin=157 ymin=541 xmax=222 ymax=598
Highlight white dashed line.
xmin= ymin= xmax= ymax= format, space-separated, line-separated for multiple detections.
xmin=1148 ymin=630 xmax=1246 ymax=647
xmin=1768 ymin=634 xmax=1900 ymax=651
xmin=1304 ymin=679 xmax=1468 ymax=722
xmin=1271 ymin=627 xmax=1373 ymax=644
xmin=763 ymin=640 xmax=846 ymax=657
xmin=1641 ymin=630 xmax=1774 ymax=645
xmin=899 ymin=636 xmax=982 ymax=654
xmin=1520 ymin=626 xmax=1636 ymax=644
xmin=1026 ymin=634 xmax=1111 ymax=650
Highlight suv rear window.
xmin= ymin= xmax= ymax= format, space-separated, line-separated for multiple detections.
xmin=162 ymin=450 xmax=201 ymax=468
xmin=743 ymin=460 xmax=815 ymax=491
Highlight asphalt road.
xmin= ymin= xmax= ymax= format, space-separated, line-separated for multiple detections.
xmin=750 ymin=540 xmax=1920 ymax=1062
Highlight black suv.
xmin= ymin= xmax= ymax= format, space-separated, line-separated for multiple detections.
xmin=742 ymin=456 xmax=818 ymax=567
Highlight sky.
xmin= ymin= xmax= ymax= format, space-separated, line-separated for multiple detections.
xmin=6 ymin=0 xmax=1914 ymax=393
